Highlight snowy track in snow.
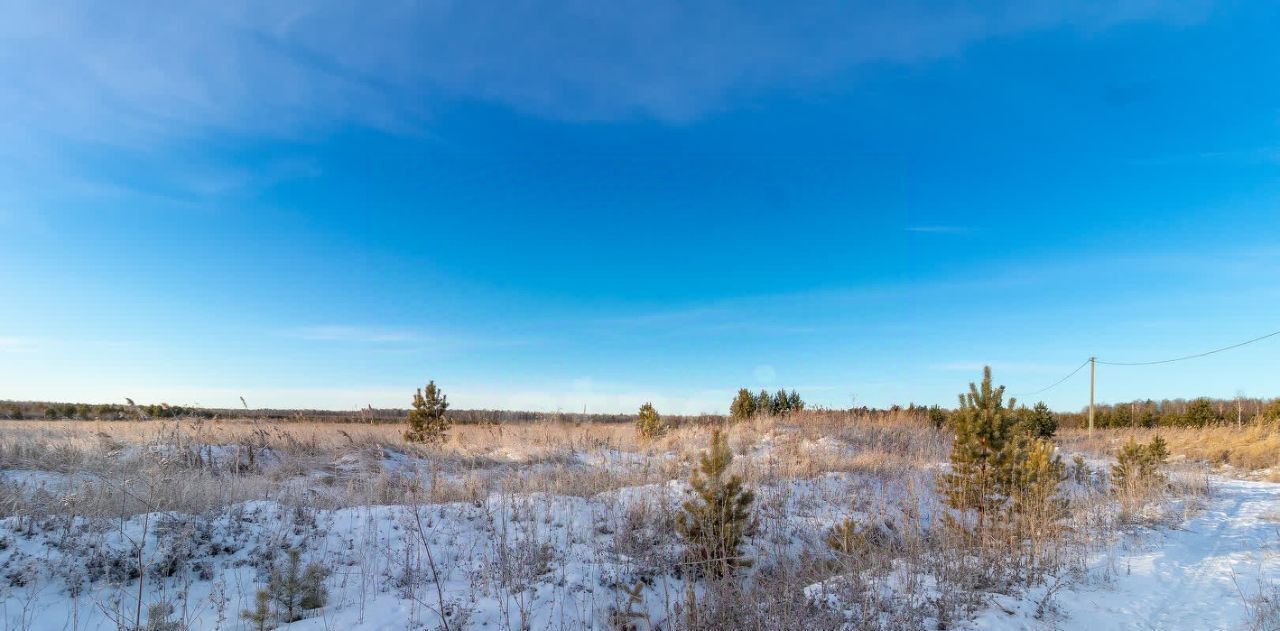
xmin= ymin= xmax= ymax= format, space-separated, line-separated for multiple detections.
xmin=979 ymin=477 xmax=1280 ymax=630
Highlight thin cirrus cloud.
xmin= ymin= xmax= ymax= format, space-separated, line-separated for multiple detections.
xmin=0 ymin=1 xmax=1207 ymax=223
xmin=0 ymin=1 xmax=1206 ymax=143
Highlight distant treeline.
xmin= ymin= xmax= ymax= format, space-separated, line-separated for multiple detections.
xmin=4 ymin=396 xmax=1278 ymax=429
xmin=918 ymin=396 xmax=1280 ymax=431
xmin=0 ymin=400 xmax=727 ymax=425
xmin=1055 ymin=396 xmax=1280 ymax=429
xmin=902 ymin=397 xmax=1280 ymax=431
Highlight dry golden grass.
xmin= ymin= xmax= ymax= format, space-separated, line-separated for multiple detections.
xmin=0 ymin=417 xmax=637 ymax=457
xmin=0 ymin=411 xmax=944 ymax=518
xmin=1058 ymin=422 xmax=1280 ymax=476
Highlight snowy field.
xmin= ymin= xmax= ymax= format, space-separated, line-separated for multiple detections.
xmin=0 ymin=416 xmax=1270 ymax=630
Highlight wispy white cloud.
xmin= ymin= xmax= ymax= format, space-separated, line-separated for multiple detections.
xmin=0 ymin=0 xmax=1204 ymax=143
xmin=0 ymin=1 xmax=1206 ymax=221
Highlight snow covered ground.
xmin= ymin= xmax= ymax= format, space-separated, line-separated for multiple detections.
xmin=0 ymin=460 xmax=932 ymax=630
xmin=7 ymin=471 xmax=1272 ymax=630
xmin=1 ymin=418 xmax=1274 ymax=630
xmin=975 ymin=477 xmax=1280 ymax=630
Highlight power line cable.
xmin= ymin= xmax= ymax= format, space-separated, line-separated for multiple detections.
xmin=1011 ymin=357 xmax=1092 ymax=398
xmin=1096 ymin=327 xmax=1280 ymax=366
xmin=992 ymin=326 xmax=1279 ymax=400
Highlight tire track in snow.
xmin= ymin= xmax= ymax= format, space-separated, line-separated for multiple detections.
xmin=976 ymin=477 xmax=1280 ymax=630
xmin=1142 ymin=488 xmax=1242 ymax=629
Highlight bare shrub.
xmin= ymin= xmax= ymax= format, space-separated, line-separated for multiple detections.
xmin=1236 ymin=574 xmax=1280 ymax=631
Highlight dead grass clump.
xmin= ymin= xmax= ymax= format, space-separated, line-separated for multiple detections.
xmin=1237 ymin=578 xmax=1280 ymax=631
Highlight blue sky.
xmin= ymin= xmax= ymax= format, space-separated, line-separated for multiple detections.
xmin=2 ymin=1 xmax=1279 ymax=413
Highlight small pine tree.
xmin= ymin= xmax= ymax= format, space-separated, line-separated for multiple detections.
xmin=1140 ymin=406 xmax=1159 ymax=428
xmin=1070 ymin=454 xmax=1090 ymax=485
xmin=143 ymin=602 xmax=183 ymax=631
xmin=1183 ymin=397 xmax=1220 ymax=427
xmin=1111 ymin=439 xmax=1146 ymax=487
xmin=241 ymin=589 xmax=271 ymax=631
xmin=1000 ymin=436 xmax=1066 ymax=570
xmin=1007 ymin=439 xmax=1065 ymax=524
xmin=1017 ymin=402 xmax=1057 ymax=439
xmin=927 ymin=405 xmax=948 ymax=430
xmin=1147 ymin=435 xmax=1169 ymax=463
xmin=787 ymin=389 xmax=804 ymax=413
xmin=676 ymin=429 xmax=756 ymax=577
xmin=729 ymin=388 xmax=757 ymax=420
xmin=267 ymin=548 xmax=329 ymax=623
xmin=300 ymin=562 xmax=329 ymax=610
xmin=773 ymin=388 xmax=790 ymax=415
xmin=635 ymin=402 xmax=664 ymax=440
xmin=755 ymin=390 xmax=772 ymax=416
xmin=825 ymin=518 xmax=865 ymax=558
xmin=404 ymin=381 xmax=451 ymax=445
xmin=1264 ymin=399 xmax=1280 ymax=422
xmin=939 ymin=366 xmax=1017 ymax=531
xmin=609 ymin=579 xmax=651 ymax=630
xmin=1111 ymin=437 xmax=1167 ymax=489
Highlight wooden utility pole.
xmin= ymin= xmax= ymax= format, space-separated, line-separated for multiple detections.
xmin=1088 ymin=356 xmax=1096 ymax=437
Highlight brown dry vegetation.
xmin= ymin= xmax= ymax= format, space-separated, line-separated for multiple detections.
xmin=0 ymin=411 xmax=943 ymax=518
xmin=1059 ymin=422 xmax=1280 ymax=478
